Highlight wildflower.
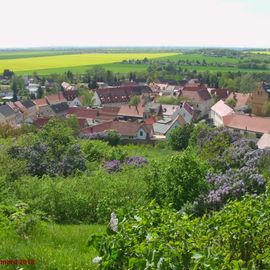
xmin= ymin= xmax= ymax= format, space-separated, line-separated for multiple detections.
xmin=92 ymin=256 xmax=102 ymax=264
xmin=110 ymin=212 xmax=118 ymax=232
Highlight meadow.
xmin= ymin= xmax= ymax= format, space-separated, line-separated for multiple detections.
xmin=0 ymin=223 xmax=104 ymax=270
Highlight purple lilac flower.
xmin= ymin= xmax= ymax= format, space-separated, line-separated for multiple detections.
xmin=104 ymin=160 xmax=121 ymax=173
xmin=124 ymin=156 xmax=148 ymax=167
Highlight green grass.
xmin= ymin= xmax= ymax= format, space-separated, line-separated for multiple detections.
xmin=0 ymin=50 xmax=77 ymax=60
xmin=0 ymin=53 xmax=176 ymax=74
xmin=0 ymin=223 xmax=104 ymax=270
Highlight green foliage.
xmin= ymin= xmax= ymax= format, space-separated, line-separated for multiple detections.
xmin=37 ymin=118 xmax=75 ymax=158
xmin=106 ymin=130 xmax=121 ymax=146
xmin=226 ymin=98 xmax=237 ymax=108
xmin=91 ymin=193 xmax=270 ymax=269
xmin=0 ymin=222 xmax=104 ymax=270
xmin=169 ymin=124 xmax=194 ymax=151
xmin=147 ymin=149 xmax=209 ymax=209
xmin=8 ymin=118 xmax=86 ymax=177
xmin=128 ymin=95 xmax=141 ymax=107
xmin=157 ymin=96 xmax=182 ymax=105
xmin=78 ymin=87 xmax=95 ymax=106
xmin=0 ymin=202 xmax=38 ymax=237
xmin=262 ymin=101 xmax=270 ymax=116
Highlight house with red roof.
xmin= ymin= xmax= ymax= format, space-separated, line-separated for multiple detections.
xmin=46 ymin=93 xmax=67 ymax=105
xmin=93 ymin=85 xmax=152 ymax=107
xmin=178 ymin=102 xmax=194 ymax=124
xmin=210 ymin=100 xmax=234 ymax=127
xmin=226 ymin=92 xmax=251 ymax=112
xmin=82 ymin=120 xmax=153 ymax=140
xmin=223 ymin=114 xmax=270 ymax=136
xmin=33 ymin=98 xmax=55 ymax=118
xmin=209 ymin=88 xmax=231 ymax=101
xmin=118 ymin=103 xmax=144 ymax=120
xmin=180 ymin=85 xmax=212 ymax=119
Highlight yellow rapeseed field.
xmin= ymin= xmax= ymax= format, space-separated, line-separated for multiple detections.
xmin=0 ymin=53 xmax=176 ymax=73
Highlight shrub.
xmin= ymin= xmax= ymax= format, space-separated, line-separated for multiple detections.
xmin=169 ymin=124 xmax=194 ymax=151
xmin=90 ymin=195 xmax=270 ymax=269
xmin=147 ymin=149 xmax=209 ymax=209
xmin=106 ymin=130 xmax=121 ymax=146
xmin=104 ymin=160 xmax=121 ymax=173
xmin=124 ymin=156 xmax=148 ymax=167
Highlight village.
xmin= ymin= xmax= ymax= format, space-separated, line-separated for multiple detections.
xmin=0 ymin=74 xmax=269 ymax=149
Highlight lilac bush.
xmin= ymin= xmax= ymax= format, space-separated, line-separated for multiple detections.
xmin=124 ymin=156 xmax=148 ymax=167
xmin=205 ymin=166 xmax=266 ymax=210
xmin=104 ymin=160 xmax=121 ymax=173
xmin=82 ymin=132 xmax=108 ymax=140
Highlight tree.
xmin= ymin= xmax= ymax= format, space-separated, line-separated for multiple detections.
xmin=226 ymin=98 xmax=237 ymax=108
xmin=128 ymin=95 xmax=140 ymax=107
xmin=3 ymin=69 xmax=14 ymax=78
xmin=262 ymin=101 xmax=270 ymax=116
xmin=66 ymin=70 xmax=74 ymax=83
xmin=78 ymin=87 xmax=94 ymax=107
xmin=11 ymin=78 xmax=18 ymax=101
xmin=147 ymin=149 xmax=209 ymax=209
xmin=239 ymin=74 xmax=257 ymax=93
xmin=106 ymin=130 xmax=121 ymax=146
xmin=37 ymin=86 xmax=44 ymax=99
xmin=169 ymin=124 xmax=194 ymax=151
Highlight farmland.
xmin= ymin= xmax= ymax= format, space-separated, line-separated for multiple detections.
xmin=0 ymin=52 xmax=176 ymax=75
xmin=1 ymin=50 xmax=270 ymax=75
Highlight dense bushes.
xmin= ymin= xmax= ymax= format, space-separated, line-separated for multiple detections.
xmin=11 ymin=168 xmax=148 ymax=224
xmin=147 ymin=149 xmax=209 ymax=209
xmin=169 ymin=124 xmax=194 ymax=150
xmin=91 ymin=193 xmax=270 ymax=269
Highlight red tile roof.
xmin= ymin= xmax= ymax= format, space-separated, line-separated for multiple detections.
xmin=118 ymin=103 xmax=144 ymax=118
xmin=226 ymin=92 xmax=251 ymax=108
xmin=34 ymin=117 xmax=51 ymax=129
xmin=67 ymin=107 xmax=98 ymax=119
xmin=223 ymin=114 xmax=270 ymax=134
xmin=14 ymin=101 xmax=27 ymax=113
xmin=144 ymin=117 xmax=156 ymax=125
xmin=46 ymin=93 xmax=67 ymax=104
xmin=210 ymin=88 xmax=231 ymax=100
xmin=33 ymin=98 xmax=48 ymax=107
xmin=83 ymin=120 xmax=150 ymax=137
xmin=183 ymin=102 xmax=194 ymax=115
xmin=181 ymin=86 xmax=211 ymax=101
xmin=95 ymin=85 xmax=151 ymax=105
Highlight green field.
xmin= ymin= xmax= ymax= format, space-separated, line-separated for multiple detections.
xmin=1 ymin=223 xmax=104 ymax=270
xmin=0 ymin=53 xmax=176 ymax=75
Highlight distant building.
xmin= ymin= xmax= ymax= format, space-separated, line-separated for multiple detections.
xmin=180 ymin=86 xmax=212 ymax=119
xmin=153 ymin=115 xmax=186 ymax=140
xmin=210 ymin=100 xmax=234 ymax=127
xmin=0 ymin=104 xmax=17 ymax=126
xmin=223 ymin=114 xmax=270 ymax=137
xmin=46 ymin=93 xmax=67 ymax=105
xmin=93 ymin=85 xmax=152 ymax=107
xmin=257 ymin=133 xmax=270 ymax=149
xmin=226 ymin=92 xmax=251 ymax=112
xmin=27 ymin=83 xmax=40 ymax=96
xmin=251 ymin=82 xmax=270 ymax=116
xmin=33 ymin=98 xmax=55 ymax=118
xmin=209 ymin=88 xmax=231 ymax=101
xmin=82 ymin=120 xmax=153 ymax=140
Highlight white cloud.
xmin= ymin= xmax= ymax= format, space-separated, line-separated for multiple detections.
xmin=0 ymin=0 xmax=269 ymax=48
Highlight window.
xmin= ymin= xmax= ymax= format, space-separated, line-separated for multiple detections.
xmin=140 ymin=131 xmax=144 ymax=136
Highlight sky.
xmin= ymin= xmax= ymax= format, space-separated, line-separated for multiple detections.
xmin=0 ymin=0 xmax=269 ymax=48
